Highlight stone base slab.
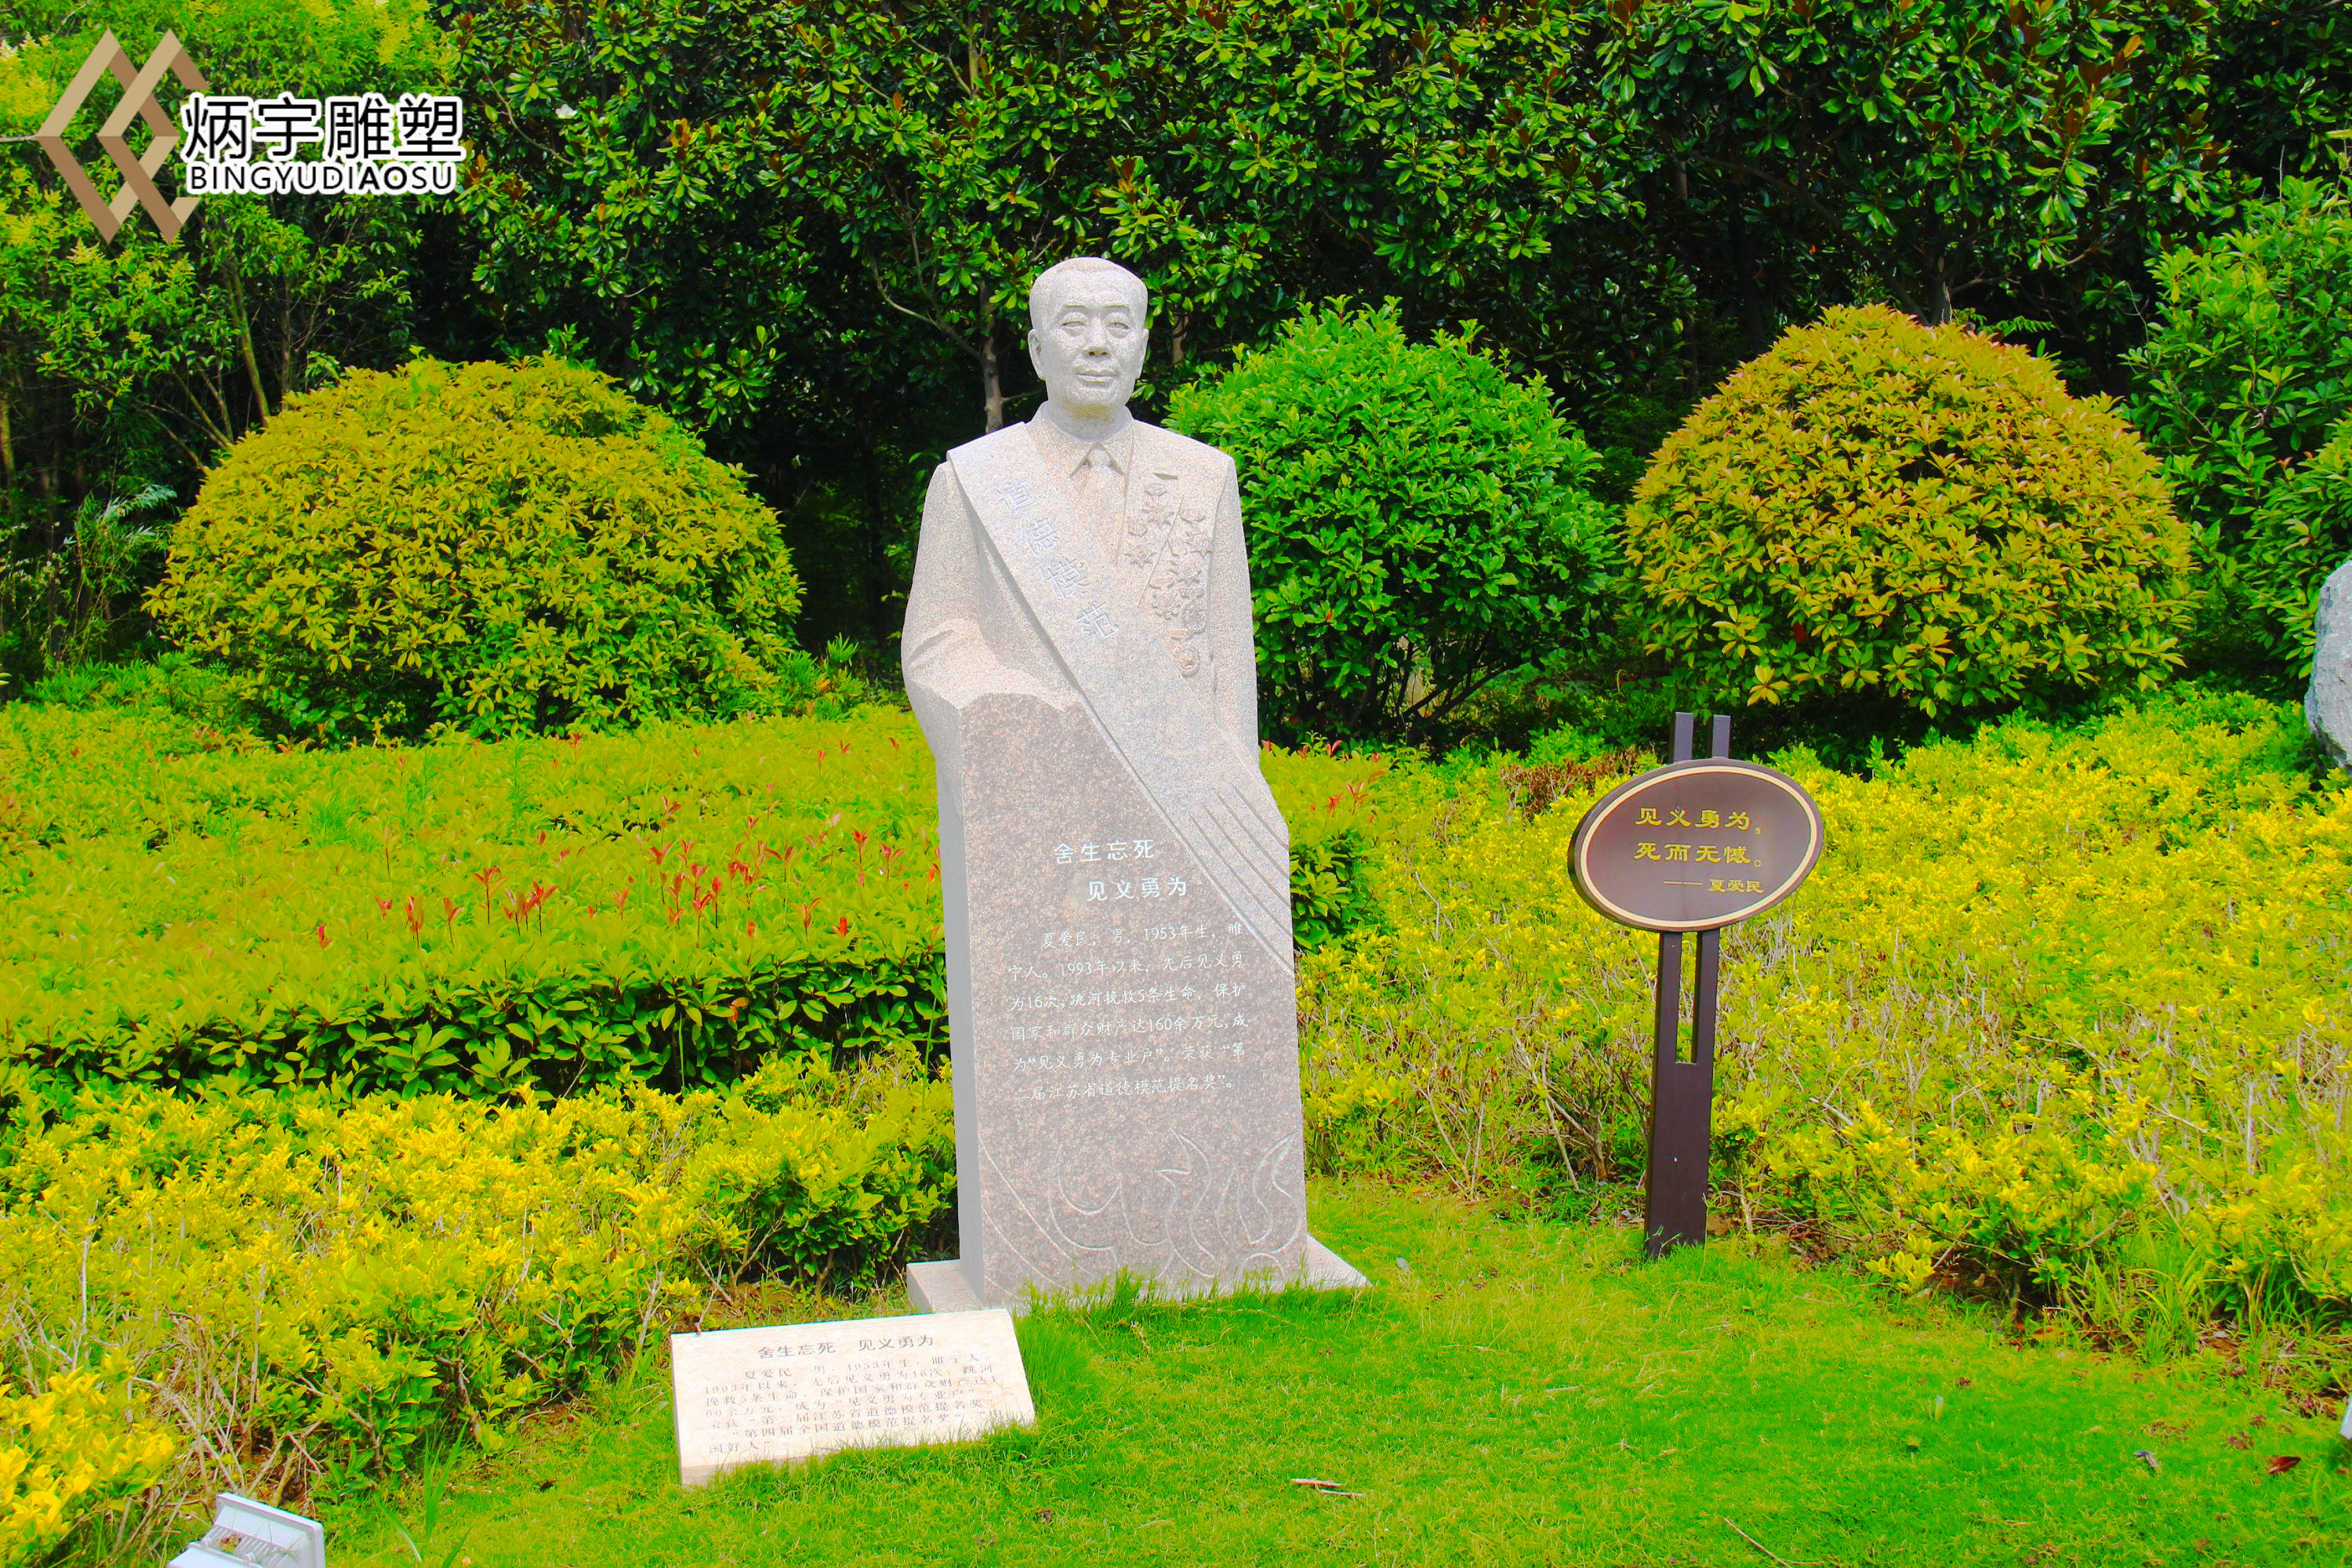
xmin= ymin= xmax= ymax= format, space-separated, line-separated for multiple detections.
xmin=908 ymin=1236 xmax=1369 ymax=1316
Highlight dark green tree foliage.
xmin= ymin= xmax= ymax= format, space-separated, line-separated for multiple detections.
xmin=772 ymin=0 xmax=1178 ymax=432
xmin=440 ymin=0 xmax=963 ymax=649
xmin=446 ymin=0 xmax=865 ymax=447
xmin=1601 ymin=0 xmax=2232 ymax=372
xmin=777 ymin=0 xmax=1628 ymax=426
xmin=5 ymin=0 xmax=2347 ymax=699
xmin=2242 ymin=419 xmax=2352 ymax=673
xmin=1169 ymin=303 xmax=1615 ymax=740
xmin=1120 ymin=0 xmax=1637 ymax=402
xmin=2209 ymin=0 xmax=2352 ymax=187
xmin=457 ymin=1 xmax=1632 ymax=428
xmin=2129 ymin=180 xmax=2352 ymax=550
xmin=445 ymin=1 xmax=1640 ymax=641
xmin=149 ymin=358 xmax=809 ymax=739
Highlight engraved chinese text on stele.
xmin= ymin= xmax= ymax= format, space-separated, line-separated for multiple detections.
xmin=898 ymin=260 xmax=1364 ymax=1312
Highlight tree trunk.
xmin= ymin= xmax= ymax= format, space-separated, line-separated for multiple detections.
xmin=860 ymin=427 xmax=893 ymax=642
xmin=980 ymin=313 xmax=1004 ymax=433
xmin=1925 ymin=257 xmax=1954 ymax=327
xmin=0 ymin=391 xmax=13 ymax=489
xmin=1729 ymin=208 xmax=1771 ymax=359
xmin=229 ymin=275 xmax=273 ymax=425
xmin=1669 ymin=161 xmax=1705 ymax=398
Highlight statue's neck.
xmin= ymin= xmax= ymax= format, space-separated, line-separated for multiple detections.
xmin=1035 ymin=401 xmax=1133 ymax=446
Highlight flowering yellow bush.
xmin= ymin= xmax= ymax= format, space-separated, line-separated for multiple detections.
xmin=0 ymin=1358 xmax=174 ymax=1568
xmin=1301 ymin=688 xmax=2351 ymax=1336
xmin=0 ymin=1054 xmax=950 ymax=1533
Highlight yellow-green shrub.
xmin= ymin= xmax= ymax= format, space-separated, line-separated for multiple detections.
xmin=148 ymin=357 xmax=810 ymax=740
xmin=1301 ymin=688 xmax=2350 ymax=1330
xmin=0 ymin=1359 xmax=175 ymax=1568
xmin=1624 ymin=305 xmax=2195 ymax=716
xmin=0 ymin=1054 xmax=950 ymax=1530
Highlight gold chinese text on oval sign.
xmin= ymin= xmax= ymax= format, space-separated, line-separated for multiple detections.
xmin=1570 ymin=760 xmax=1824 ymax=933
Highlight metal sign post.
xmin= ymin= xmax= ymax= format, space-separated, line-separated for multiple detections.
xmin=1646 ymin=711 xmax=1722 ymax=1258
xmin=1569 ymin=711 xmax=1825 ymax=1261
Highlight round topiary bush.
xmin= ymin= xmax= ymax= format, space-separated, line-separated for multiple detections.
xmin=1624 ymin=304 xmax=2194 ymax=716
xmin=151 ymin=357 xmax=808 ymax=738
xmin=1168 ymin=301 xmax=1616 ymax=740
xmin=2243 ymin=419 xmax=2352 ymax=674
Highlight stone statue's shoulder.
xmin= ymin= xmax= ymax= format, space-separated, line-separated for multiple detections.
xmin=945 ymin=424 xmax=1035 ymax=468
xmin=1132 ymin=419 xmax=1236 ymax=480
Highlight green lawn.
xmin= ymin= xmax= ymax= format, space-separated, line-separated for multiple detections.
xmin=329 ymin=1183 xmax=2349 ymax=1568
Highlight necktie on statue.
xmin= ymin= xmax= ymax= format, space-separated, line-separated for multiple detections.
xmin=1073 ymin=445 xmax=1120 ymax=540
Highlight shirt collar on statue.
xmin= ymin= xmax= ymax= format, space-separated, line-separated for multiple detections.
xmin=1026 ymin=404 xmax=1136 ymax=480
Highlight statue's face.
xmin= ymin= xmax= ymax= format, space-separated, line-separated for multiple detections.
xmin=1026 ymin=275 xmax=1147 ymax=416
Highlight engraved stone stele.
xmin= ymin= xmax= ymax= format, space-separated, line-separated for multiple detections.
xmin=900 ymin=256 xmax=1367 ymax=1312
xmin=2308 ymin=557 xmax=2352 ymax=771
xmin=670 ymin=1308 xmax=1033 ymax=1485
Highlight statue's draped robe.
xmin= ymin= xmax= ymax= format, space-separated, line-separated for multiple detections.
xmin=902 ymin=414 xmax=1311 ymax=1305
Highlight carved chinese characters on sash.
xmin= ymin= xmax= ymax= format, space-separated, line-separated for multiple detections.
xmin=1124 ymin=465 xmax=1213 ymax=680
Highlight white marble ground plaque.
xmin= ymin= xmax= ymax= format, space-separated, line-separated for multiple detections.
xmin=670 ymin=1308 xmax=1033 ymax=1485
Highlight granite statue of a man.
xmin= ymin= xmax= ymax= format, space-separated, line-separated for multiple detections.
xmin=901 ymin=257 xmax=1363 ymax=1311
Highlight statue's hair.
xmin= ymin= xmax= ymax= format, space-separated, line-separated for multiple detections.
xmin=1028 ymin=256 xmax=1149 ymax=328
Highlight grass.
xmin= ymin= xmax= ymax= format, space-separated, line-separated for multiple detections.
xmin=325 ymin=1182 xmax=2350 ymax=1568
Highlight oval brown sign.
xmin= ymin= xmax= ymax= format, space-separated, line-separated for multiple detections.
xmin=1570 ymin=759 xmax=1824 ymax=932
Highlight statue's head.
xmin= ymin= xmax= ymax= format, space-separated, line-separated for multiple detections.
xmin=1026 ymin=257 xmax=1148 ymax=419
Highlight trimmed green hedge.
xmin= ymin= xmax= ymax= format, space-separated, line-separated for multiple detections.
xmin=0 ymin=702 xmax=1398 ymax=1102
